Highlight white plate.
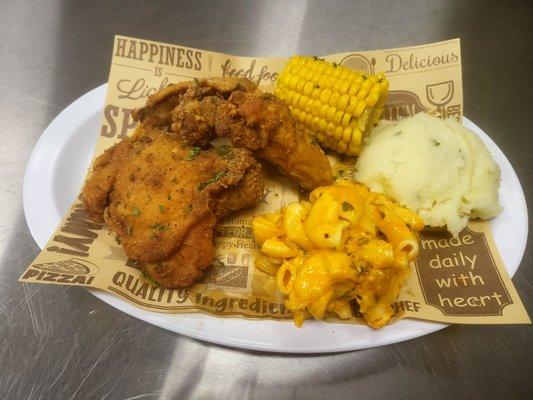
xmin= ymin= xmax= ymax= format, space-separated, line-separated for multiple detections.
xmin=23 ymin=84 xmax=528 ymax=353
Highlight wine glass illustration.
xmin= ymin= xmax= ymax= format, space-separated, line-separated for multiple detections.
xmin=426 ymin=81 xmax=454 ymax=118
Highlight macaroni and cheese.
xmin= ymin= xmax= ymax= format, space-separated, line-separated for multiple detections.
xmin=252 ymin=180 xmax=424 ymax=328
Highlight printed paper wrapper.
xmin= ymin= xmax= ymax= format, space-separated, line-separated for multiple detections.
xmin=20 ymin=36 xmax=530 ymax=326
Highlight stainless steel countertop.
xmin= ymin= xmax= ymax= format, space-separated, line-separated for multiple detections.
xmin=1 ymin=1 xmax=532 ymax=399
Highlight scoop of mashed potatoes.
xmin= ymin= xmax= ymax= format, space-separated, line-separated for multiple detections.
xmin=354 ymin=113 xmax=501 ymax=236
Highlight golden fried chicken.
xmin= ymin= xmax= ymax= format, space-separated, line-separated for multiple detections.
xmin=132 ymin=77 xmax=333 ymax=190
xmin=171 ymin=96 xmax=223 ymax=147
xmin=215 ymin=90 xmax=333 ymax=190
xmin=82 ymin=126 xmax=263 ymax=287
xmin=87 ymin=76 xmax=334 ymax=287
xmin=141 ymin=213 xmax=216 ymax=287
xmin=131 ymin=77 xmax=257 ymax=129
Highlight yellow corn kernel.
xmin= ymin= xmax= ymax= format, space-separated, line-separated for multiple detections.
xmin=337 ymin=94 xmax=350 ymax=111
xmin=332 ymin=79 xmax=343 ymax=93
xmin=292 ymin=108 xmax=300 ymax=120
xmin=342 ymin=127 xmax=352 ymax=143
xmin=339 ymin=80 xmax=351 ymax=95
xmin=365 ymin=93 xmax=379 ymax=107
xmin=334 ymin=126 xmax=343 ymax=141
xmin=333 ymin=110 xmax=344 ymax=126
xmin=337 ymin=140 xmax=348 ymax=153
xmin=361 ymin=78 xmax=372 ymax=91
xmin=318 ymin=75 xmax=329 ymax=89
xmin=318 ymin=103 xmax=329 ymax=118
xmin=286 ymin=90 xmax=295 ymax=104
xmin=329 ymin=92 xmax=340 ymax=107
xmin=296 ymin=79 xmax=306 ymax=92
xmin=351 ymin=128 xmax=362 ymax=145
xmin=320 ymin=89 xmax=332 ymax=103
xmin=311 ymin=115 xmax=320 ymax=130
xmin=318 ymin=119 xmax=327 ymax=134
xmin=346 ymin=97 xmax=359 ymax=114
xmin=312 ymin=101 xmax=322 ymax=116
xmin=292 ymin=92 xmax=301 ymax=107
xmin=303 ymin=81 xmax=314 ymax=96
xmin=341 ymin=113 xmax=352 ymax=128
xmin=358 ymin=110 xmax=370 ymax=131
xmin=323 ymin=106 xmax=334 ymax=122
xmin=278 ymin=74 xmax=288 ymax=87
xmin=288 ymin=74 xmax=299 ymax=90
xmin=326 ymin=122 xmax=335 ymax=136
xmin=348 ymin=142 xmax=360 ymax=156
xmin=298 ymin=95 xmax=309 ymax=109
xmin=348 ymin=82 xmax=361 ymax=97
xmin=354 ymin=101 xmax=366 ymax=117
xmin=357 ymin=88 xmax=369 ymax=100
xmin=304 ymin=98 xmax=313 ymax=113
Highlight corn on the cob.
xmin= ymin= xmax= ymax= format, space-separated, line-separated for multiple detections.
xmin=275 ymin=56 xmax=389 ymax=156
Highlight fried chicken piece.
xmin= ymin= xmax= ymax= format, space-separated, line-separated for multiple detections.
xmin=210 ymin=158 xmax=264 ymax=218
xmin=215 ymin=91 xmax=333 ymax=190
xmin=82 ymin=126 xmax=263 ymax=287
xmin=170 ymin=96 xmax=223 ymax=147
xmin=133 ymin=78 xmax=333 ymax=190
xmin=141 ymin=212 xmax=217 ymax=287
xmin=104 ymin=131 xmax=259 ymax=263
xmin=82 ymin=131 xmax=139 ymax=222
xmin=131 ymin=77 xmax=256 ymax=129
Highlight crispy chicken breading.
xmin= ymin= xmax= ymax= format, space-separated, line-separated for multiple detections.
xmin=171 ymin=96 xmax=222 ymax=147
xmin=215 ymin=90 xmax=333 ymax=190
xmin=84 ymin=76 xmax=334 ymax=288
xmin=131 ymin=77 xmax=257 ymax=129
xmin=141 ymin=213 xmax=217 ymax=288
xmin=132 ymin=77 xmax=333 ymax=190
xmin=82 ymin=126 xmax=263 ymax=287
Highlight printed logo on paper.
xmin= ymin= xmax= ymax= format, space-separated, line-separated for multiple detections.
xmin=414 ymin=228 xmax=513 ymax=316
xmin=21 ymin=258 xmax=98 ymax=286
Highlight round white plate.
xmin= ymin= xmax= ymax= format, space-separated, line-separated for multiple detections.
xmin=23 ymin=84 xmax=528 ymax=353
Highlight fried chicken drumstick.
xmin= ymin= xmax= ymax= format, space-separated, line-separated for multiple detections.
xmin=133 ymin=77 xmax=333 ymax=190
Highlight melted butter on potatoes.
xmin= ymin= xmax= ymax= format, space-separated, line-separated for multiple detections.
xmin=354 ymin=113 xmax=501 ymax=236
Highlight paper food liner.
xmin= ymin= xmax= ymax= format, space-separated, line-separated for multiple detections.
xmin=21 ymin=36 xmax=530 ymax=326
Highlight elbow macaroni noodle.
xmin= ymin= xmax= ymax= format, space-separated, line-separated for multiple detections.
xmin=252 ymin=180 xmax=424 ymax=328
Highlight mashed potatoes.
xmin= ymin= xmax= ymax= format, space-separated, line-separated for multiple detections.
xmin=354 ymin=113 xmax=501 ymax=236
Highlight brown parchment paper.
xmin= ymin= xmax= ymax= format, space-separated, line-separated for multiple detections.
xmin=20 ymin=36 xmax=530 ymax=325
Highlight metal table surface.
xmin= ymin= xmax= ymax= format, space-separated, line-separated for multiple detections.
xmin=1 ymin=1 xmax=532 ymax=399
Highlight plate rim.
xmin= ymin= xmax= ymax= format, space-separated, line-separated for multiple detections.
xmin=22 ymin=84 xmax=528 ymax=353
